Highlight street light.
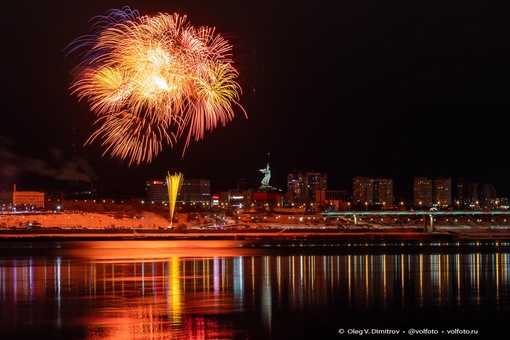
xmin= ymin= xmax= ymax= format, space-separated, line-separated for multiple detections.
xmin=365 ymin=202 xmax=368 ymax=211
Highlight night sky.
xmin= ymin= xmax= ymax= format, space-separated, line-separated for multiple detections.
xmin=2 ymin=1 xmax=509 ymax=199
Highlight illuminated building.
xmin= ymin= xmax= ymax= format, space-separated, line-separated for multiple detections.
xmin=373 ymin=178 xmax=394 ymax=207
xmin=0 ymin=185 xmax=45 ymax=210
xmin=287 ymin=171 xmax=307 ymax=203
xmin=413 ymin=177 xmax=452 ymax=209
xmin=251 ymin=190 xmax=281 ymax=211
xmin=434 ymin=177 xmax=452 ymax=207
xmin=287 ymin=171 xmax=327 ymax=204
xmin=179 ymin=179 xmax=211 ymax=205
xmin=353 ymin=177 xmax=394 ymax=210
xmin=145 ymin=179 xmax=211 ymax=206
xmin=220 ymin=191 xmax=248 ymax=209
xmin=146 ymin=179 xmax=168 ymax=203
xmin=352 ymin=176 xmax=374 ymax=207
xmin=413 ymin=177 xmax=433 ymax=208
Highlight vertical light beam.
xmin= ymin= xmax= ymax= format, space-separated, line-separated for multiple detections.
xmin=166 ymin=171 xmax=184 ymax=228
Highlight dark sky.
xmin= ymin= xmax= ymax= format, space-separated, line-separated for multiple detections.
xmin=2 ymin=1 xmax=509 ymax=199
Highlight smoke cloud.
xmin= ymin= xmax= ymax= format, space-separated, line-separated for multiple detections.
xmin=0 ymin=137 xmax=97 ymax=190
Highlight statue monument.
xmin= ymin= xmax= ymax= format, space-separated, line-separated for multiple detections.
xmin=259 ymin=163 xmax=272 ymax=189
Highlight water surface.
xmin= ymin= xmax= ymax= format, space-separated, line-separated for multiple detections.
xmin=1 ymin=240 xmax=509 ymax=339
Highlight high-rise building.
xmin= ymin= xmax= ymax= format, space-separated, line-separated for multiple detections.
xmin=373 ymin=178 xmax=394 ymax=207
xmin=433 ymin=177 xmax=452 ymax=207
xmin=306 ymin=172 xmax=327 ymax=202
xmin=413 ymin=177 xmax=433 ymax=208
xmin=287 ymin=171 xmax=327 ymax=204
xmin=353 ymin=177 xmax=394 ymax=209
xmin=287 ymin=171 xmax=307 ymax=203
xmin=352 ymin=176 xmax=374 ymax=206
xmin=413 ymin=177 xmax=452 ymax=208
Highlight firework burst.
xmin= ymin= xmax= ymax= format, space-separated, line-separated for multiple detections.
xmin=65 ymin=6 xmax=246 ymax=165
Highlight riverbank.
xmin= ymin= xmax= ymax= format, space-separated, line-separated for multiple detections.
xmin=1 ymin=211 xmax=509 ymax=242
xmin=1 ymin=226 xmax=510 ymax=242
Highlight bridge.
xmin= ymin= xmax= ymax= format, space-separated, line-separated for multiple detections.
xmin=320 ymin=210 xmax=510 ymax=231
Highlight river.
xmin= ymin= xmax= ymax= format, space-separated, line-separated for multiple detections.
xmin=1 ymin=239 xmax=509 ymax=339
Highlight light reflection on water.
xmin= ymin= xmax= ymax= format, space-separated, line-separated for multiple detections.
xmin=1 ymin=240 xmax=509 ymax=339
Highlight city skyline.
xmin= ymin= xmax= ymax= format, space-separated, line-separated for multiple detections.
xmin=3 ymin=167 xmax=506 ymax=206
xmin=2 ymin=1 xmax=509 ymax=199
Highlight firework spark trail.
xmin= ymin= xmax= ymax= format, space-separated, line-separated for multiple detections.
xmin=65 ymin=6 xmax=246 ymax=165
xmin=166 ymin=171 xmax=184 ymax=228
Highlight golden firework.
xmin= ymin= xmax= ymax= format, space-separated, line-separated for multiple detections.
xmin=166 ymin=171 xmax=184 ymax=228
xmin=66 ymin=7 xmax=246 ymax=165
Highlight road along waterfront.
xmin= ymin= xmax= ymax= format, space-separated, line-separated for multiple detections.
xmin=1 ymin=210 xmax=509 ymax=241
xmin=1 ymin=226 xmax=510 ymax=242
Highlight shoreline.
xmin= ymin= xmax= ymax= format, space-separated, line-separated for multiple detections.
xmin=1 ymin=211 xmax=509 ymax=242
xmin=2 ymin=227 xmax=510 ymax=242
